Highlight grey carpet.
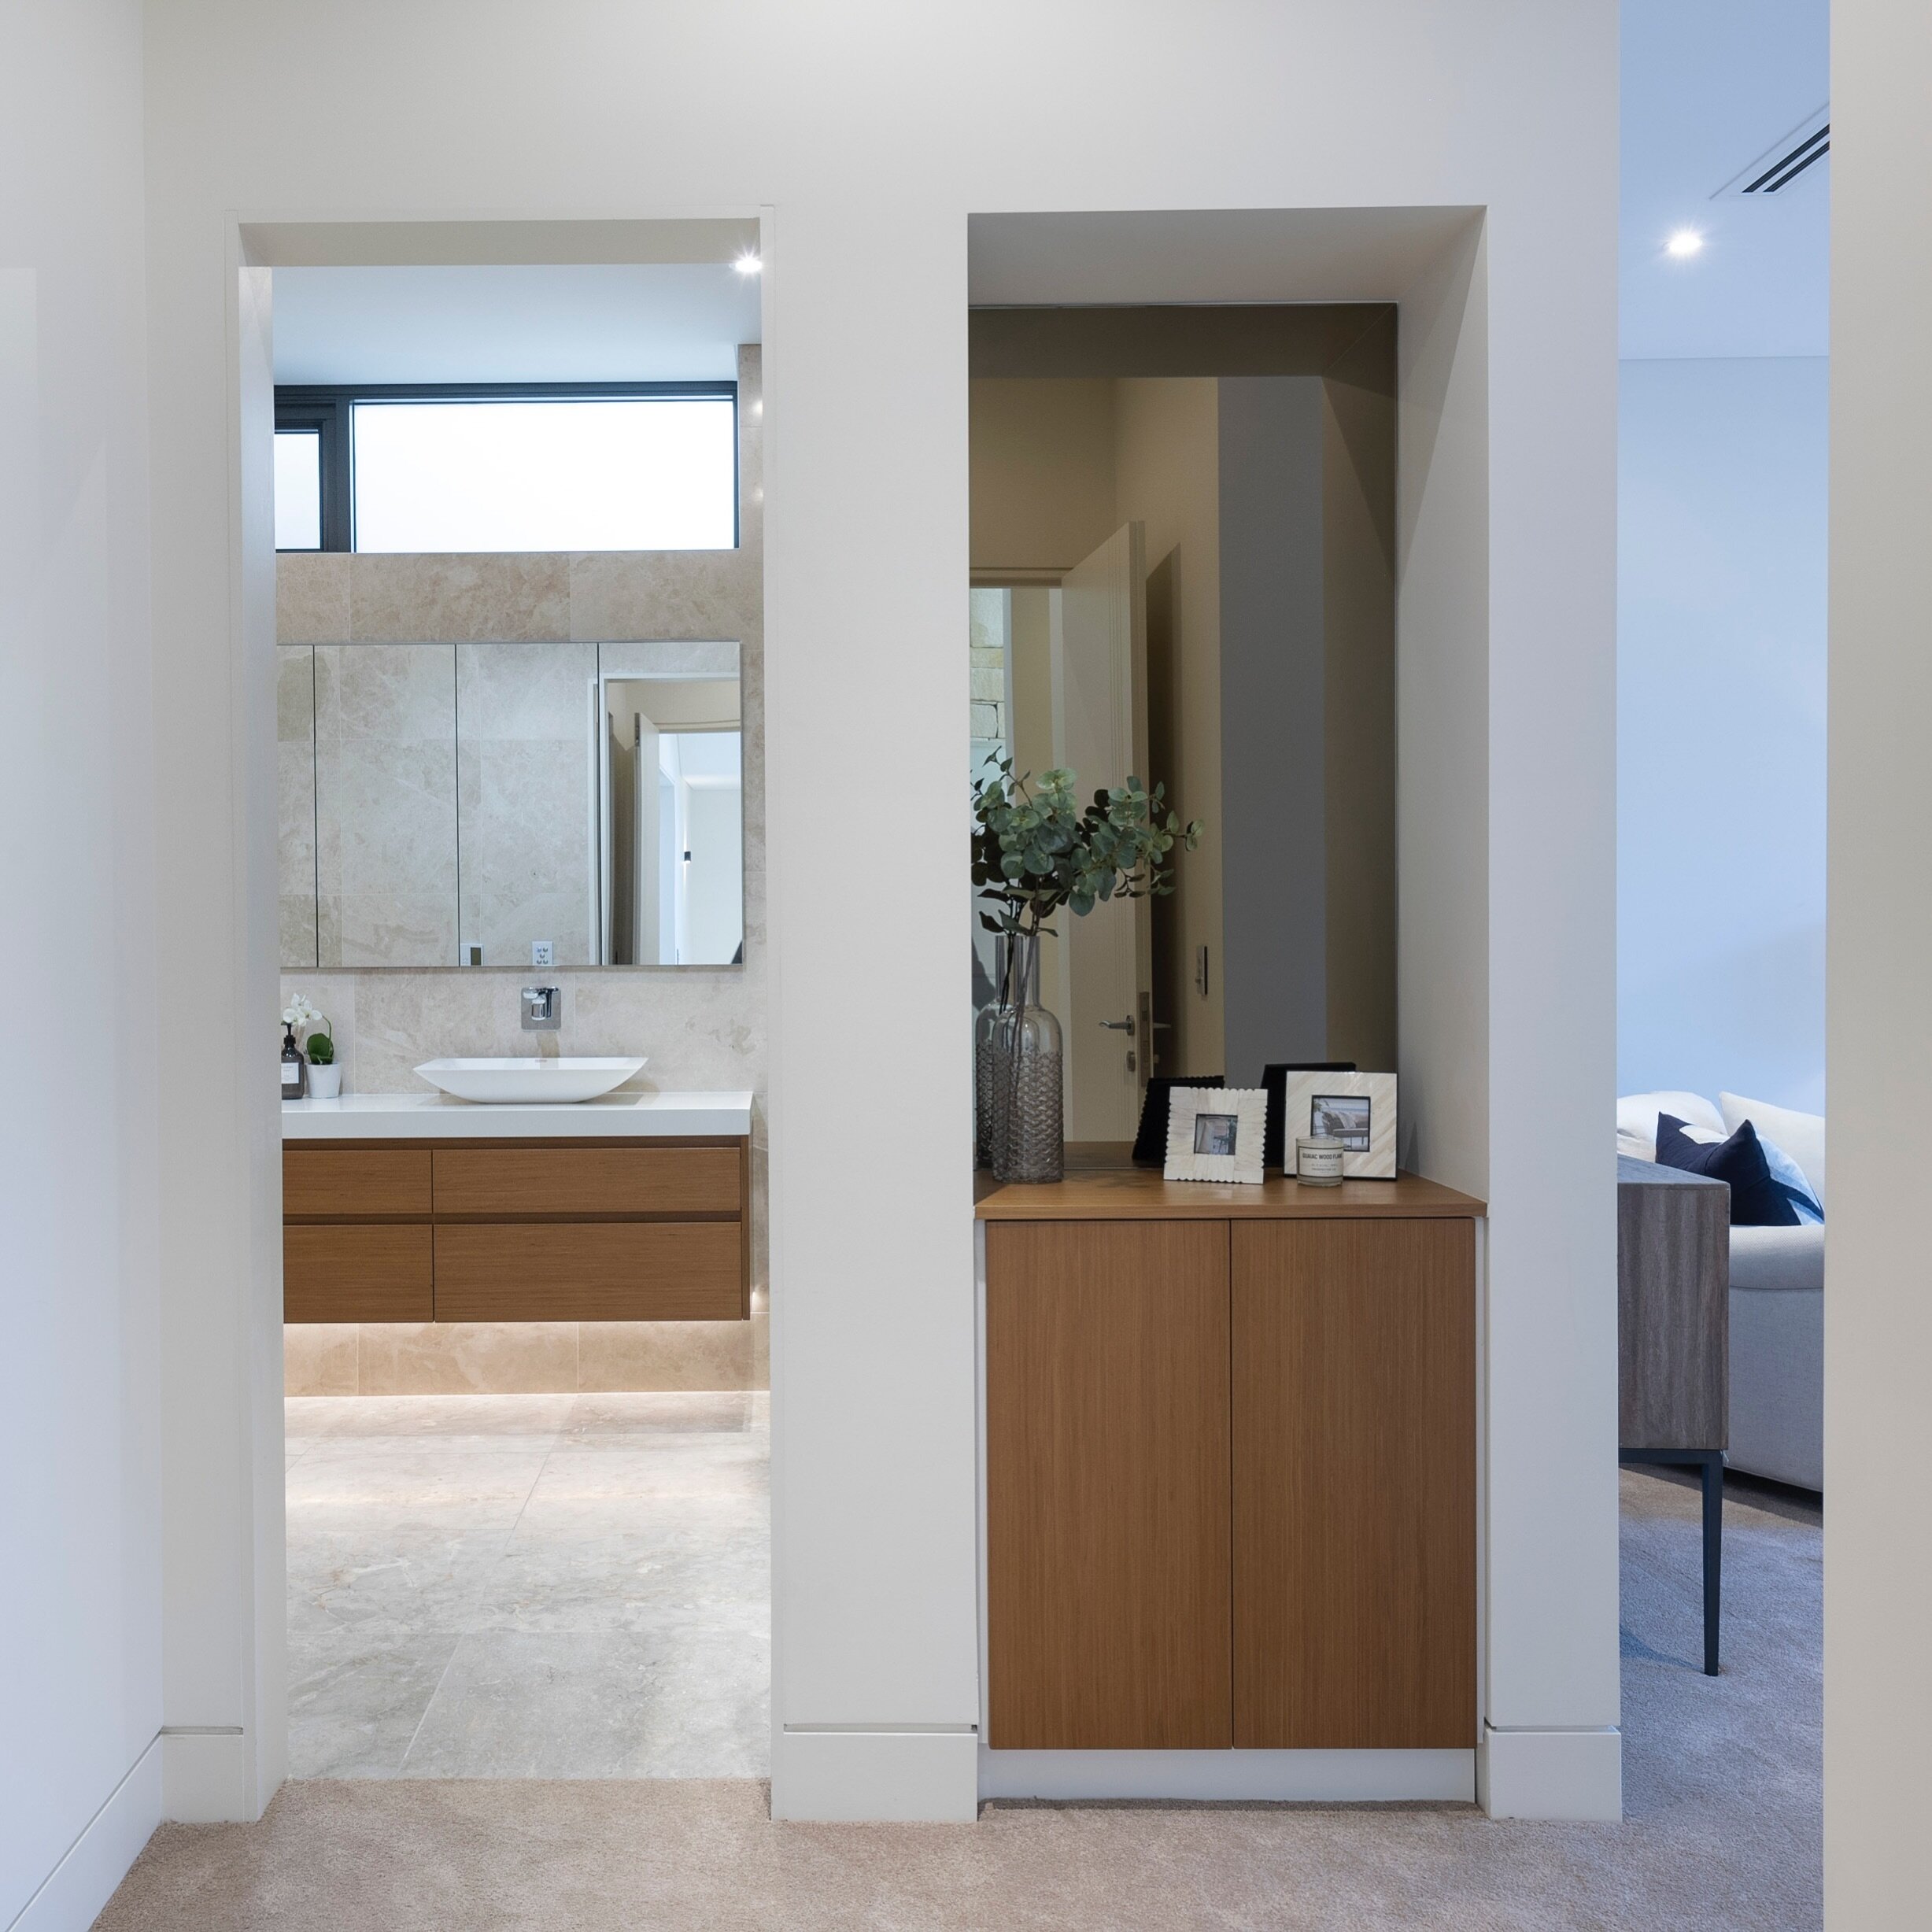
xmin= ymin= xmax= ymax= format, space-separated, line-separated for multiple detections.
xmin=94 ymin=1471 xmax=1821 ymax=1930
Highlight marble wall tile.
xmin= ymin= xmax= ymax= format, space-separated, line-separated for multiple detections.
xmin=567 ymin=550 xmax=759 ymax=643
xmin=277 ymin=552 xmax=352 ymax=645
xmin=280 ymin=1321 xmax=766 ymax=1395
xmin=285 ymin=1324 xmax=358 ymax=1397
xmin=353 ymin=553 xmax=571 ymax=643
xmin=358 ymin=1322 xmax=578 ymax=1395
xmin=279 ymin=645 xmax=319 ymax=968
xmin=736 ymin=345 xmax=763 ymax=558
xmin=455 ymin=641 xmax=598 ymax=969
xmin=578 ymin=1321 xmax=755 ymax=1393
xmin=315 ymin=645 xmax=460 ymax=967
xmin=343 ymin=970 xmax=525 ymax=1095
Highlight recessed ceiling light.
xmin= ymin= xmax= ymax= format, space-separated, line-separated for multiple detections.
xmin=1665 ymin=229 xmax=1705 ymax=260
xmin=733 ymin=252 xmax=762 ymax=276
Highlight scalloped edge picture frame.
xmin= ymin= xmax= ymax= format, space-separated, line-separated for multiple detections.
xmin=1163 ymin=1085 xmax=1269 ymax=1184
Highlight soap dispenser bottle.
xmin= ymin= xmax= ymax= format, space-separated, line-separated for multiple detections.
xmin=281 ymin=1021 xmax=308 ymax=1099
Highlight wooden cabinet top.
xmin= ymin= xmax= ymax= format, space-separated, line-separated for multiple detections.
xmin=976 ymin=1166 xmax=1485 ymax=1221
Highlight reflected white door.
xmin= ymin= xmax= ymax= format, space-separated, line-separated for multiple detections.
xmin=1054 ymin=523 xmax=1150 ymax=1143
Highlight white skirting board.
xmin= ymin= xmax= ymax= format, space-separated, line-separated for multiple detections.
xmin=161 ymin=1730 xmax=256 ymax=1823
xmin=1477 ymin=1725 xmax=1623 ymax=1820
xmin=980 ymin=1747 xmax=1476 ymax=1804
xmin=13 ymin=1734 xmax=161 ymax=1932
xmin=772 ymin=1729 xmax=980 ymax=1822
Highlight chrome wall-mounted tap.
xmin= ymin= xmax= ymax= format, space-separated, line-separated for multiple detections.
xmin=520 ymin=984 xmax=561 ymax=1031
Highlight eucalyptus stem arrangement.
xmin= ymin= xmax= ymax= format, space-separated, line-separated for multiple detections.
xmin=971 ymin=757 xmax=1202 ymax=996
xmin=971 ymin=759 xmax=1201 ymax=1179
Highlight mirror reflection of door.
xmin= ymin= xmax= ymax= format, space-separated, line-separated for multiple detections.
xmin=1055 ymin=523 xmax=1151 ymax=1143
xmin=600 ymin=670 xmax=743 ymax=966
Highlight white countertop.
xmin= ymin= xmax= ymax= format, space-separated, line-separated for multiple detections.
xmin=282 ymin=1090 xmax=753 ymax=1140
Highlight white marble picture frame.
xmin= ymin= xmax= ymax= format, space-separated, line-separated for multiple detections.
xmin=1280 ymin=1070 xmax=1398 ymax=1179
xmin=1164 ymin=1086 xmax=1269 ymax=1184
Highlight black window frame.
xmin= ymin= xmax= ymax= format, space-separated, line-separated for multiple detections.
xmin=273 ymin=379 xmax=740 ymax=554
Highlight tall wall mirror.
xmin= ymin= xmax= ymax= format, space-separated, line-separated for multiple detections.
xmin=279 ymin=638 xmax=743 ymax=969
xmin=969 ymin=305 xmax=1398 ymax=1143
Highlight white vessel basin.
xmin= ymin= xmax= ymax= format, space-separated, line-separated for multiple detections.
xmin=415 ymin=1056 xmax=647 ymax=1104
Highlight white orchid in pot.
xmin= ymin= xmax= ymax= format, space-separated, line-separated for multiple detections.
xmin=283 ymin=992 xmax=341 ymax=1099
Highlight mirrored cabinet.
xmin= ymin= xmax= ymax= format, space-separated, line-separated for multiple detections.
xmin=278 ymin=638 xmax=743 ymax=969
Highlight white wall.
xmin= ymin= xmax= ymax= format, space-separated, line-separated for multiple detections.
xmin=0 ymin=0 xmax=164 ymax=1923
xmin=1619 ymin=358 xmax=1828 ymax=1111
xmin=139 ymin=0 xmax=1619 ymax=1823
xmin=1827 ymin=0 xmax=1932 ymax=1920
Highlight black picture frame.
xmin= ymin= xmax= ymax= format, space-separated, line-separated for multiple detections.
xmin=1261 ymin=1061 xmax=1358 ymax=1171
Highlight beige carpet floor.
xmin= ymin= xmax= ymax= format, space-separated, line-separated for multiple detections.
xmin=94 ymin=1471 xmax=1821 ymax=1930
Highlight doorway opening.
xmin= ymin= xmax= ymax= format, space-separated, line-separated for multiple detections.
xmin=266 ymin=235 xmax=770 ymax=1780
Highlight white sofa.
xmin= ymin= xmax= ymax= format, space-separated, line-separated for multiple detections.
xmin=1617 ymin=1090 xmax=1824 ymax=1492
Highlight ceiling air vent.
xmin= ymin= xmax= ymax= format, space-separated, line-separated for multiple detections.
xmin=1716 ymin=106 xmax=1830 ymax=197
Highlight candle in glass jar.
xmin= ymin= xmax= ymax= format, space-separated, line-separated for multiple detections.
xmin=1296 ymin=1136 xmax=1345 ymax=1185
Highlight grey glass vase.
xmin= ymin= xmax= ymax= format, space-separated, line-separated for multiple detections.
xmin=992 ymin=933 xmax=1063 ymax=1184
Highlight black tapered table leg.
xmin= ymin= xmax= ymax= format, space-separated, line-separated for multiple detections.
xmin=1701 ymin=1451 xmax=1723 ymax=1675
xmin=1620 ymin=1446 xmax=1725 ymax=1676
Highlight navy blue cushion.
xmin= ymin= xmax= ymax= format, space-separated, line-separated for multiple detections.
xmin=1654 ymin=1114 xmax=1801 ymax=1227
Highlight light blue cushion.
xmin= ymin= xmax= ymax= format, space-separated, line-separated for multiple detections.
xmin=1760 ymin=1136 xmax=1823 ymax=1222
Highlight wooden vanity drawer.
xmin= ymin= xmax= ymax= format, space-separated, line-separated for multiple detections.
xmin=284 ymin=1224 xmax=434 ymax=1323
xmin=432 ymin=1144 xmax=743 ymax=1219
xmin=433 ymin=1221 xmax=744 ymax=1321
xmin=284 ymin=1146 xmax=432 ymax=1219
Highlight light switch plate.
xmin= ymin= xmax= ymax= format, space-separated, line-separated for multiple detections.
xmin=531 ymin=940 xmax=554 ymax=967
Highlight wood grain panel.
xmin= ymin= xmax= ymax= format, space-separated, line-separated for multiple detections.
xmin=986 ymin=1219 xmax=1232 ymax=1749
xmin=1617 ymin=1156 xmax=1729 ymax=1450
xmin=977 ymin=1168 xmax=1485 ymax=1221
xmin=432 ymin=1144 xmax=742 ymax=1219
xmin=284 ymin=1146 xmax=432 ymax=1219
xmin=433 ymin=1221 xmax=744 ymax=1322
xmin=1232 ymin=1218 xmax=1476 ymax=1749
xmin=284 ymin=1223 xmax=433 ymax=1323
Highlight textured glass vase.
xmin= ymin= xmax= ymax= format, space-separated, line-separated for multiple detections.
xmin=973 ymin=996 xmax=1002 ymax=1169
xmin=992 ymin=933 xmax=1063 ymax=1183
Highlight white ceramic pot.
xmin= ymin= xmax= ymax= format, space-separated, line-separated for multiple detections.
xmin=307 ymin=1062 xmax=342 ymax=1099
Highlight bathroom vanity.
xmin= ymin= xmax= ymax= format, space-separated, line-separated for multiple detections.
xmin=282 ymin=1092 xmax=753 ymax=1324
xmin=975 ymin=1165 xmax=1484 ymax=1799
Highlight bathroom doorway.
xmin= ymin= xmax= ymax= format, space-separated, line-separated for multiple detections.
xmin=266 ymin=234 xmax=771 ymax=1780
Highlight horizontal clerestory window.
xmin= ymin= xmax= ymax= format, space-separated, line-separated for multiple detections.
xmin=272 ymin=383 xmax=738 ymax=554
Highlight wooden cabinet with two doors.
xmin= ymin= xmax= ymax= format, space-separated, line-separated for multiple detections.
xmin=981 ymin=1177 xmax=1480 ymax=1751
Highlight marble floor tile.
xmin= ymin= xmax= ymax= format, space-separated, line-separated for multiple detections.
xmin=399 ymin=1626 xmax=769 ymax=1779
xmin=288 ymin=1519 xmax=516 ymax=1645
xmin=527 ymin=1439 xmax=770 ymax=1506
xmin=284 ymin=1392 xmax=770 ymax=1781
xmin=285 ymin=1396 xmax=354 ymax=1442
xmin=561 ymin=1391 xmax=759 ymax=1438
xmin=286 ymin=1629 xmax=462 ymax=1780
xmin=286 ymin=1445 xmax=552 ymax=1516
xmin=318 ymin=1393 xmax=574 ymax=1440
xmin=472 ymin=1516 xmax=770 ymax=1635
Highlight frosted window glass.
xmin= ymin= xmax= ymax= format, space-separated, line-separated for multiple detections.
xmin=351 ymin=398 xmax=736 ymax=552
xmin=274 ymin=430 xmax=322 ymax=549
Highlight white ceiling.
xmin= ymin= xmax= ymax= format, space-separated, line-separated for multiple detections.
xmin=272 ymin=264 xmax=761 ymax=385
xmin=1620 ymin=0 xmax=1828 ymax=360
